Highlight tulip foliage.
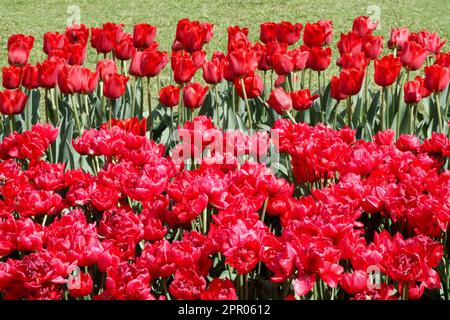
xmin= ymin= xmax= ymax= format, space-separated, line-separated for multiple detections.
xmin=0 ymin=16 xmax=450 ymax=300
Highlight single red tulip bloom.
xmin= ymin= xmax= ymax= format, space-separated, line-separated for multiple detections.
xmin=22 ymin=64 xmax=39 ymax=89
xmin=303 ymin=22 xmax=327 ymax=48
xmin=37 ymin=58 xmax=65 ymax=89
xmin=424 ymin=64 xmax=450 ymax=93
xmin=226 ymin=49 xmax=257 ymax=80
xmin=141 ymin=50 xmax=169 ymax=78
xmin=133 ymin=23 xmax=157 ymax=50
xmin=436 ymin=52 xmax=450 ymax=68
xmin=399 ymin=41 xmax=429 ymax=71
xmin=96 ymin=59 xmax=118 ymax=80
xmin=290 ymin=48 xmax=309 ymax=71
xmin=260 ymin=22 xmax=277 ymax=44
xmin=58 ymin=65 xmax=99 ymax=94
xmin=129 ymin=51 xmax=144 ymax=77
xmin=272 ymin=52 xmax=295 ymax=75
xmin=175 ymin=18 xmax=210 ymax=53
xmin=290 ymin=89 xmax=319 ymax=110
xmin=305 ymin=46 xmax=332 ymax=71
xmin=404 ymin=79 xmax=422 ymax=104
xmin=182 ymin=82 xmax=208 ymax=109
xmin=65 ymin=24 xmax=89 ymax=45
xmin=330 ymin=76 xmax=348 ymax=100
xmin=363 ymin=35 xmax=383 ymax=60
xmin=276 ymin=22 xmax=302 ymax=45
xmin=43 ymin=32 xmax=67 ymax=55
xmin=318 ymin=20 xmax=333 ymax=45
xmin=91 ymin=23 xmax=123 ymax=54
xmin=0 ymin=89 xmax=28 ymax=115
xmin=374 ymin=54 xmax=402 ymax=87
xmin=202 ymin=58 xmax=224 ymax=84
xmin=267 ymin=87 xmax=292 ymax=115
xmin=416 ymin=31 xmax=446 ymax=54
xmin=337 ymin=52 xmax=368 ymax=70
xmin=103 ymin=73 xmax=129 ymax=99
xmin=192 ymin=50 xmax=207 ymax=68
xmin=234 ymin=72 xmax=263 ymax=99
xmin=2 ymin=66 xmax=22 ymax=89
xmin=69 ymin=272 xmax=93 ymax=298
xmin=337 ymin=31 xmax=362 ymax=56
xmin=67 ymin=43 xmax=87 ymax=65
xmin=352 ymin=16 xmax=378 ymax=38
xmin=388 ymin=27 xmax=410 ymax=50
xmin=114 ymin=34 xmax=136 ymax=61
xmin=7 ymin=34 xmax=34 ymax=66
xmin=172 ymin=53 xmax=197 ymax=84
xmin=159 ymin=85 xmax=180 ymax=107
xmin=339 ymin=68 xmax=365 ymax=96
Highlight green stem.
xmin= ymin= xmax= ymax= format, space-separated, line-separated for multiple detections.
xmin=147 ymin=77 xmax=153 ymax=140
xmin=332 ymin=100 xmax=340 ymax=129
xmin=286 ymin=111 xmax=297 ymax=123
xmin=241 ymin=78 xmax=253 ymax=130
xmin=436 ymin=93 xmax=443 ymax=132
xmin=346 ymin=96 xmax=352 ymax=128
xmin=317 ymin=71 xmax=324 ymax=123
xmin=131 ymin=77 xmax=136 ymax=117
xmin=109 ymin=98 xmax=113 ymax=129
xmin=70 ymin=94 xmax=82 ymax=134
xmin=9 ymin=114 xmax=15 ymax=134
xmin=261 ymin=197 xmax=268 ymax=223
xmin=380 ymin=87 xmax=386 ymax=131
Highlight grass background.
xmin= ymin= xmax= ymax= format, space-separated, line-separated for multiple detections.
xmin=0 ymin=0 xmax=448 ymax=68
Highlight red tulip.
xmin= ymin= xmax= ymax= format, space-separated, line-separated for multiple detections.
xmin=96 ymin=59 xmax=118 ymax=80
xmin=352 ymin=16 xmax=378 ymax=38
xmin=91 ymin=23 xmax=124 ymax=54
xmin=129 ymin=51 xmax=144 ymax=77
xmin=22 ymin=64 xmax=39 ymax=89
xmin=202 ymin=58 xmax=224 ymax=84
xmin=399 ymin=41 xmax=429 ymax=71
xmin=7 ymin=34 xmax=34 ymax=66
xmin=260 ymin=22 xmax=277 ymax=44
xmin=65 ymin=24 xmax=89 ymax=45
xmin=416 ymin=31 xmax=446 ymax=54
xmin=67 ymin=43 xmax=87 ymax=65
xmin=404 ymin=79 xmax=422 ymax=104
xmin=337 ymin=52 xmax=368 ymax=70
xmin=374 ymin=54 xmax=402 ymax=87
xmin=114 ymin=34 xmax=136 ymax=61
xmin=182 ymin=82 xmax=208 ymax=109
xmin=192 ymin=50 xmax=207 ymax=68
xmin=436 ymin=52 xmax=450 ymax=68
xmin=388 ymin=27 xmax=410 ymax=50
xmin=68 ymin=272 xmax=93 ymax=298
xmin=0 ymin=89 xmax=28 ymax=115
xmin=175 ymin=18 xmax=212 ymax=52
xmin=276 ymin=22 xmax=302 ymax=45
xmin=267 ymin=87 xmax=292 ymax=114
xmin=337 ymin=31 xmax=362 ymax=55
xmin=141 ymin=50 xmax=169 ymax=78
xmin=37 ymin=58 xmax=65 ymax=89
xmin=133 ymin=23 xmax=157 ymax=50
xmin=290 ymin=49 xmax=309 ymax=71
xmin=2 ymin=66 xmax=22 ymax=89
xmin=272 ymin=52 xmax=295 ymax=75
xmin=290 ymin=89 xmax=319 ymax=110
xmin=339 ymin=68 xmax=365 ymax=96
xmin=318 ymin=20 xmax=333 ymax=45
xmin=303 ymin=22 xmax=327 ymax=48
xmin=103 ymin=73 xmax=129 ymax=99
xmin=172 ymin=53 xmax=197 ymax=84
xmin=305 ymin=46 xmax=332 ymax=71
xmin=424 ymin=64 xmax=450 ymax=93
xmin=58 ymin=65 xmax=99 ymax=94
xmin=363 ymin=35 xmax=383 ymax=60
xmin=226 ymin=49 xmax=257 ymax=80
xmin=159 ymin=85 xmax=180 ymax=107
xmin=234 ymin=73 xmax=263 ymax=99
xmin=330 ymin=75 xmax=348 ymax=100
xmin=43 ymin=32 xmax=67 ymax=55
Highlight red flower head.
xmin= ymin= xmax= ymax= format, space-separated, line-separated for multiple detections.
xmin=226 ymin=49 xmax=257 ymax=80
xmin=37 ymin=58 xmax=65 ymax=89
xmin=2 ymin=66 xmax=22 ymax=89
xmin=272 ymin=52 xmax=295 ymax=75
xmin=58 ymin=65 xmax=99 ymax=94
xmin=399 ymin=41 xmax=429 ymax=71
xmin=169 ymin=268 xmax=207 ymax=300
xmin=21 ymin=64 xmax=39 ymax=89
xmin=303 ymin=22 xmax=329 ymax=47
xmin=202 ymin=56 xmax=224 ymax=84
xmin=339 ymin=68 xmax=365 ymax=96
xmin=159 ymin=85 xmax=180 ymax=107
xmin=416 ymin=31 xmax=446 ymax=54
xmin=404 ymin=76 xmax=430 ymax=104
xmin=133 ymin=23 xmax=157 ymax=50
xmin=67 ymin=43 xmax=87 ymax=65
xmin=424 ymin=64 xmax=450 ymax=93
xmin=337 ymin=52 xmax=368 ymax=70
xmin=290 ymin=89 xmax=319 ymax=110
xmin=175 ymin=18 xmax=213 ymax=52
xmin=103 ymin=73 xmax=129 ymax=99
xmin=352 ymin=16 xmax=378 ymax=38
xmin=234 ymin=72 xmax=263 ymax=99
xmin=388 ymin=27 xmax=410 ymax=50
xmin=43 ymin=32 xmax=67 ymax=55
xmin=0 ymin=89 xmax=28 ymax=115
xmin=91 ymin=23 xmax=124 ymax=54
xmin=290 ymin=48 xmax=309 ymax=71
xmin=69 ymin=272 xmax=93 ymax=298
xmin=374 ymin=54 xmax=402 ymax=87
xmin=172 ymin=51 xmax=197 ymax=84
xmin=276 ymin=21 xmax=302 ymax=45
xmin=363 ymin=35 xmax=383 ymax=60
xmin=436 ymin=52 xmax=450 ymax=68
xmin=96 ymin=59 xmax=118 ymax=80
xmin=337 ymin=31 xmax=363 ymax=56
xmin=201 ymin=279 xmax=237 ymax=300
xmin=304 ymin=46 xmax=332 ymax=72
xmin=267 ymin=87 xmax=292 ymax=115
xmin=141 ymin=49 xmax=169 ymax=78
xmin=183 ymin=82 xmax=209 ymax=109
xmin=7 ymin=34 xmax=34 ymax=66
xmin=330 ymin=75 xmax=348 ymax=100
xmin=65 ymin=24 xmax=89 ymax=45
xmin=260 ymin=22 xmax=277 ymax=44
xmin=114 ymin=33 xmax=136 ymax=61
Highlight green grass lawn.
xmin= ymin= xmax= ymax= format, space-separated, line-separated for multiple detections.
xmin=0 ymin=0 xmax=448 ymax=68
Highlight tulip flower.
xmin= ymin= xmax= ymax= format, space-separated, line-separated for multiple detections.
xmin=114 ymin=34 xmax=136 ymax=61
xmin=260 ymin=22 xmax=277 ymax=44
xmin=399 ymin=41 xmax=429 ymax=71
xmin=388 ymin=27 xmax=410 ymax=50
xmin=234 ymin=73 xmax=263 ymax=99
xmin=374 ymin=54 xmax=402 ymax=87
xmin=276 ymin=21 xmax=302 ymax=45
xmin=337 ymin=31 xmax=363 ymax=56
xmin=37 ymin=58 xmax=64 ymax=89
xmin=172 ymin=53 xmax=197 ymax=84
xmin=416 ymin=31 xmax=446 ymax=54
xmin=133 ymin=23 xmax=157 ymax=50
xmin=303 ymin=22 xmax=328 ymax=48
xmin=58 ymin=65 xmax=99 ymax=95
xmin=424 ymin=64 xmax=450 ymax=93
xmin=404 ymin=79 xmax=423 ymax=104
xmin=66 ymin=24 xmax=89 ymax=45
xmin=436 ymin=52 xmax=450 ymax=68
xmin=182 ymin=82 xmax=208 ymax=110
xmin=272 ymin=52 xmax=295 ymax=76
xmin=352 ymin=16 xmax=378 ymax=38
xmin=21 ymin=64 xmax=39 ymax=89
xmin=305 ymin=46 xmax=332 ymax=72
xmin=141 ymin=50 xmax=169 ymax=78
xmin=2 ymin=66 xmax=22 ymax=89
xmin=103 ymin=73 xmax=129 ymax=99
xmin=363 ymin=35 xmax=383 ymax=60
xmin=43 ymin=32 xmax=67 ymax=55
xmin=159 ymin=85 xmax=180 ymax=107
xmin=337 ymin=52 xmax=368 ymax=70
xmin=96 ymin=59 xmax=118 ymax=80
xmin=192 ymin=50 xmax=207 ymax=68
xmin=0 ymin=89 xmax=28 ymax=115
xmin=175 ymin=18 xmax=213 ymax=53
xmin=339 ymin=68 xmax=365 ymax=96
xmin=290 ymin=89 xmax=319 ymax=111
xmin=91 ymin=23 xmax=124 ymax=54
xmin=330 ymin=76 xmax=348 ymax=101
xmin=267 ymin=87 xmax=293 ymax=115
xmin=202 ymin=58 xmax=224 ymax=84
xmin=7 ymin=34 xmax=34 ymax=66
xmin=67 ymin=43 xmax=87 ymax=65
xmin=290 ymin=48 xmax=309 ymax=71
xmin=226 ymin=49 xmax=257 ymax=80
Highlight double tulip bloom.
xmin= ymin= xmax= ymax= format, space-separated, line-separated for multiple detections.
xmin=0 ymin=89 xmax=28 ymax=115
